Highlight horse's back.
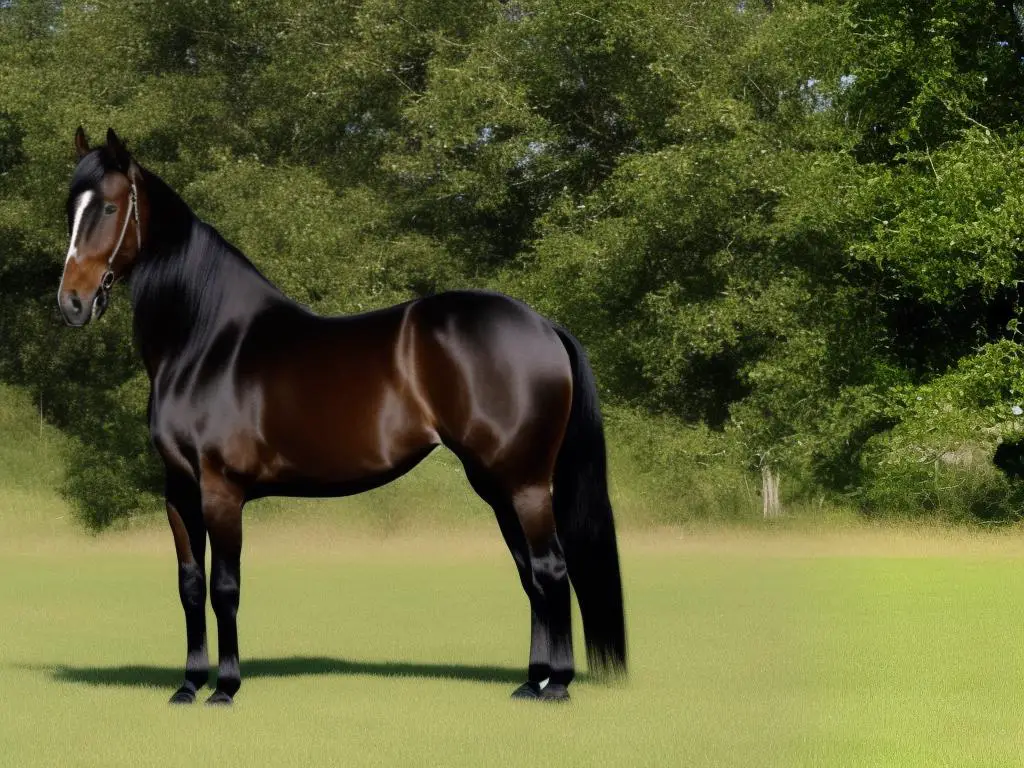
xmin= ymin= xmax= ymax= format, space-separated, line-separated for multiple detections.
xmin=242 ymin=300 xmax=432 ymax=484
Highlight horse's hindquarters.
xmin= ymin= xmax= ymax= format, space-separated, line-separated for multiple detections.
xmin=408 ymin=292 xmax=573 ymax=487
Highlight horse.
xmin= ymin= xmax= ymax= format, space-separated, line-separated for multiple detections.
xmin=56 ymin=127 xmax=626 ymax=705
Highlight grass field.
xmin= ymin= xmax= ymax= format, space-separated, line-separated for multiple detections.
xmin=10 ymin=523 xmax=1024 ymax=767
xmin=9 ymin=389 xmax=1024 ymax=765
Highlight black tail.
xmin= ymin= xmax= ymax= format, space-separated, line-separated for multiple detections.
xmin=552 ymin=325 xmax=627 ymax=678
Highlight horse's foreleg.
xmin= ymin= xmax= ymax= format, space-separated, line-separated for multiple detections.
xmin=166 ymin=472 xmax=208 ymax=704
xmin=201 ymin=469 xmax=244 ymax=705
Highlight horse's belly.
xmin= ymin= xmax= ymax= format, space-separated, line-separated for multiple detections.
xmin=244 ymin=443 xmax=438 ymax=501
xmin=255 ymin=377 xmax=439 ymax=487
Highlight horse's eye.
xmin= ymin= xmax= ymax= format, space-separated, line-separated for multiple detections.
xmin=104 ymin=203 xmax=117 ymax=215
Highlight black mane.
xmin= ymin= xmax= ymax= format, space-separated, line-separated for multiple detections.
xmin=126 ymin=164 xmax=285 ymax=369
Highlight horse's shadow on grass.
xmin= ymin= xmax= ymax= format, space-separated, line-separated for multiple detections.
xmin=35 ymin=657 xmax=547 ymax=689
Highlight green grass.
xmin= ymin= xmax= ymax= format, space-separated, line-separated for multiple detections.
xmin=7 ymin=526 xmax=1024 ymax=766
xmin=10 ymin=384 xmax=1024 ymax=765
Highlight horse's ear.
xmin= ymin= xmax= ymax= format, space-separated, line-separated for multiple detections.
xmin=105 ymin=127 xmax=131 ymax=171
xmin=74 ymin=126 xmax=90 ymax=159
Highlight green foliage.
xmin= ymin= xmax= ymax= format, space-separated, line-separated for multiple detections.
xmin=184 ymin=162 xmax=456 ymax=310
xmin=851 ymin=130 xmax=1024 ymax=304
xmin=59 ymin=372 xmax=163 ymax=530
xmin=604 ymin=403 xmax=760 ymax=523
xmin=846 ymin=0 xmax=1024 ymax=161
xmin=859 ymin=341 xmax=1024 ymax=521
xmin=3 ymin=0 xmax=1024 ymax=527
xmin=0 ymin=384 xmax=66 ymax=495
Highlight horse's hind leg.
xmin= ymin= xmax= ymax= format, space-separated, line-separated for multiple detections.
xmin=510 ymin=483 xmax=574 ymax=701
xmin=464 ymin=465 xmax=574 ymax=701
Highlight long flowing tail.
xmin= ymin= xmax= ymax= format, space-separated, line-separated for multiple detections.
xmin=552 ymin=325 xmax=627 ymax=677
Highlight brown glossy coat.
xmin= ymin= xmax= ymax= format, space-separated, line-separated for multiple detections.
xmin=58 ymin=129 xmax=625 ymax=705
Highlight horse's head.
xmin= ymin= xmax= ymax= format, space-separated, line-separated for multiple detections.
xmin=57 ymin=127 xmax=145 ymax=327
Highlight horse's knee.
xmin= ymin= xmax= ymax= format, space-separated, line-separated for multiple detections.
xmin=178 ymin=563 xmax=206 ymax=610
xmin=209 ymin=568 xmax=239 ymax=615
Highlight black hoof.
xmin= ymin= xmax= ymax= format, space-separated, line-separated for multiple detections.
xmin=169 ymin=685 xmax=197 ymax=705
xmin=540 ymin=683 xmax=570 ymax=702
xmin=205 ymin=690 xmax=234 ymax=706
xmin=510 ymin=681 xmax=542 ymax=700
xmin=510 ymin=681 xmax=570 ymax=702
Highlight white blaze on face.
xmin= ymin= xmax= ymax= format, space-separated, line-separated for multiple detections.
xmin=64 ymin=190 xmax=94 ymax=265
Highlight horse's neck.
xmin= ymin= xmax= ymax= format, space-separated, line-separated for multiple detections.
xmin=130 ymin=205 xmax=282 ymax=377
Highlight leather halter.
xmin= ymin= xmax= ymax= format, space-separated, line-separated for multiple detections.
xmin=98 ymin=180 xmax=140 ymax=295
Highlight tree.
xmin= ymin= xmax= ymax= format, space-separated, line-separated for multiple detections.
xmin=5 ymin=0 xmax=1024 ymax=526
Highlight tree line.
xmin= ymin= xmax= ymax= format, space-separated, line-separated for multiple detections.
xmin=2 ymin=0 xmax=1024 ymax=526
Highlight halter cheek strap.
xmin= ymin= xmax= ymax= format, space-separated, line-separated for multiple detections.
xmin=99 ymin=181 xmax=140 ymax=291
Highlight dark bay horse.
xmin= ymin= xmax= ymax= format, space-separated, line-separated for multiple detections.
xmin=56 ymin=128 xmax=626 ymax=705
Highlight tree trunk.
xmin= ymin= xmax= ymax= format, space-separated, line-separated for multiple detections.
xmin=762 ymin=465 xmax=781 ymax=519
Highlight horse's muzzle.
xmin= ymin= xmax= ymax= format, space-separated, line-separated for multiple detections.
xmin=58 ymin=288 xmax=104 ymax=327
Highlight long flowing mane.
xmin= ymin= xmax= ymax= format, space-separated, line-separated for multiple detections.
xmin=129 ymin=166 xmax=286 ymax=366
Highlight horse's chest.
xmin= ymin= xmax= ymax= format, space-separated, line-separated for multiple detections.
xmin=149 ymin=375 xmax=265 ymax=481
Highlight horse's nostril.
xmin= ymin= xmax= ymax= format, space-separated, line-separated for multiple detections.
xmin=68 ymin=293 xmax=83 ymax=313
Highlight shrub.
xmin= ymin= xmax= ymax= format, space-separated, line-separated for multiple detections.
xmin=858 ymin=340 xmax=1024 ymax=522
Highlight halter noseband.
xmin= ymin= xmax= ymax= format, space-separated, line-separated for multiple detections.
xmin=99 ymin=180 xmax=140 ymax=293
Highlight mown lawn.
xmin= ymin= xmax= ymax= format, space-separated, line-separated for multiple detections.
xmin=6 ymin=520 xmax=1024 ymax=766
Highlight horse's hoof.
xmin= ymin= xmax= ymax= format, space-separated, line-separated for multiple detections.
xmin=539 ymin=683 xmax=570 ymax=702
xmin=169 ymin=685 xmax=196 ymax=705
xmin=510 ymin=681 xmax=542 ymax=700
xmin=205 ymin=690 xmax=234 ymax=706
